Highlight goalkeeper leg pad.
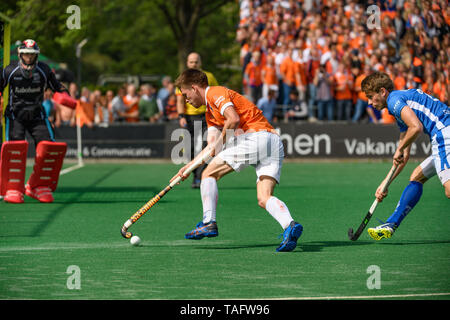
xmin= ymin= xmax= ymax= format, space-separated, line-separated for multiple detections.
xmin=26 ymin=141 xmax=67 ymax=203
xmin=0 ymin=141 xmax=28 ymax=203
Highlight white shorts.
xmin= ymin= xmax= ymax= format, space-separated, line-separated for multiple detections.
xmin=216 ymin=131 xmax=284 ymax=183
xmin=421 ymin=126 xmax=450 ymax=185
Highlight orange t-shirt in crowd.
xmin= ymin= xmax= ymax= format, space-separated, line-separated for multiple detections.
xmin=165 ymin=94 xmax=178 ymax=120
xmin=334 ymin=71 xmax=353 ymax=100
xmin=381 ymin=108 xmax=396 ymax=124
xmin=205 ymin=86 xmax=274 ymax=133
xmin=445 ymin=10 xmax=450 ymax=26
xmin=394 ymin=76 xmax=406 ymax=90
xmin=350 ymin=36 xmax=362 ymax=49
xmin=421 ymin=82 xmax=434 ymax=95
xmin=280 ymin=56 xmax=297 ymax=85
xmin=76 ymin=99 xmax=95 ymax=127
xmin=244 ymin=61 xmax=263 ymax=87
xmin=433 ymin=81 xmax=448 ymax=102
xmin=381 ymin=10 xmax=397 ymax=20
xmin=123 ymin=94 xmax=139 ymax=122
xmin=296 ymin=61 xmax=307 ymax=86
xmin=354 ymin=74 xmax=368 ymax=101
xmin=294 ymin=15 xmax=302 ymax=29
xmin=262 ymin=64 xmax=278 ymax=86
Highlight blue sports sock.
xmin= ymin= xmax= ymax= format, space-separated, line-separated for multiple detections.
xmin=386 ymin=181 xmax=423 ymax=227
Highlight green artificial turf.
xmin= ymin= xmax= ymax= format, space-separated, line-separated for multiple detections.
xmin=0 ymin=162 xmax=449 ymax=300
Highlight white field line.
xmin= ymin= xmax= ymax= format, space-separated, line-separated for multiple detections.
xmin=60 ymin=163 xmax=84 ymax=175
xmin=264 ymin=292 xmax=450 ymax=300
xmin=0 ymin=242 xmax=129 ymax=252
xmin=1 ymin=244 xmax=449 ymax=300
xmin=0 ymin=240 xmax=234 ymax=252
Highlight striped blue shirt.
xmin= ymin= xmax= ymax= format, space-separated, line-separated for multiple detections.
xmin=386 ymin=89 xmax=449 ymax=137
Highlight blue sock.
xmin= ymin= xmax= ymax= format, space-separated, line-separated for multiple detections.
xmin=386 ymin=181 xmax=423 ymax=228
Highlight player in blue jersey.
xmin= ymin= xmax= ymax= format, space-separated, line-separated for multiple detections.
xmin=361 ymin=72 xmax=449 ymax=240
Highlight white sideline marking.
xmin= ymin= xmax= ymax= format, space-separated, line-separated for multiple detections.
xmin=267 ymin=292 xmax=450 ymax=300
xmin=0 ymin=242 xmax=129 ymax=252
xmin=1 ymin=243 xmax=448 ymax=300
xmin=0 ymin=240 xmax=234 ymax=252
xmin=60 ymin=163 xmax=84 ymax=175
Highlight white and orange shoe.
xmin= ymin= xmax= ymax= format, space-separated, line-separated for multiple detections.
xmin=3 ymin=190 xmax=24 ymax=204
xmin=25 ymin=185 xmax=54 ymax=203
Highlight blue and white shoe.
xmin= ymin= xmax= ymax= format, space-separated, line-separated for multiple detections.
xmin=185 ymin=221 xmax=218 ymax=240
xmin=368 ymin=222 xmax=396 ymax=241
xmin=276 ymin=221 xmax=303 ymax=252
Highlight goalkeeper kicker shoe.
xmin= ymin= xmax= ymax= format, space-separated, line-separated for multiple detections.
xmin=25 ymin=185 xmax=54 ymax=203
xmin=368 ymin=223 xmax=396 ymax=241
xmin=3 ymin=190 xmax=24 ymax=204
xmin=185 ymin=221 xmax=218 ymax=240
xmin=276 ymin=221 xmax=303 ymax=252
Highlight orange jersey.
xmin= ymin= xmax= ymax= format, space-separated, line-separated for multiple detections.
xmin=433 ymin=81 xmax=448 ymax=102
xmin=76 ymin=100 xmax=94 ymax=127
xmin=205 ymin=86 xmax=274 ymax=133
xmin=354 ymin=74 xmax=368 ymax=101
xmin=123 ymin=94 xmax=139 ymax=122
xmin=279 ymin=56 xmax=297 ymax=85
xmin=262 ymin=64 xmax=278 ymax=85
xmin=244 ymin=61 xmax=263 ymax=87
xmin=381 ymin=108 xmax=395 ymax=124
xmin=334 ymin=71 xmax=353 ymax=100
xmin=394 ymin=76 xmax=406 ymax=90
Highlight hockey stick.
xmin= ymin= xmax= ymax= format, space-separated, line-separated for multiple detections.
xmin=348 ymin=164 xmax=398 ymax=241
xmin=120 ymin=148 xmax=213 ymax=239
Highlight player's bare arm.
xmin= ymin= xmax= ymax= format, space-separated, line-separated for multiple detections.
xmin=218 ymin=105 xmax=240 ymax=145
xmin=170 ymin=144 xmax=214 ymax=183
xmin=375 ymin=132 xmax=411 ymax=202
xmin=376 ymin=105 xmax=422 ymax=202
xmin=170 ymin=127 xmax=221 ymax=183
xmin=373 ymin=104 xmax=424 ymax=203
xmin=170 ymin=106 xmax=240 ymax=183
xmin=394 ymin=106 xmax=423 ymax=166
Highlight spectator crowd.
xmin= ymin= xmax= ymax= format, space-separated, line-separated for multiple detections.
xmin=43 ymin=0 xmax=449 ymax=128
xmin=47 ymin=76 xmax=179 ymax=128
xmin=238 ymin=0 xmax=449 ymax=123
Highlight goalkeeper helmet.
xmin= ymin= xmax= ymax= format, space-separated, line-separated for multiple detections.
xmin=18 ymin=39 xmax=40 ymax=72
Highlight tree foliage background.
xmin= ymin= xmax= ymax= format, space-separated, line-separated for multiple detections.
xmin=1 ymin=0 xmax=241 ymax=90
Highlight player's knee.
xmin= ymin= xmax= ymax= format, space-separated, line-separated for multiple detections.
xmin=257 ymin=198 xmax=266 ymax=209
xmin=201 ymin=161 xmax=232 ymax=181
xmin=410 ymin=166 xmax=428 ymax=184
xmin=201 ymin=171 xmax=219 ymax=181
xmin=444 ymin=184 xmax=450 ymax=199
xmin=257 ymin=195 xmax=270 ymax=209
